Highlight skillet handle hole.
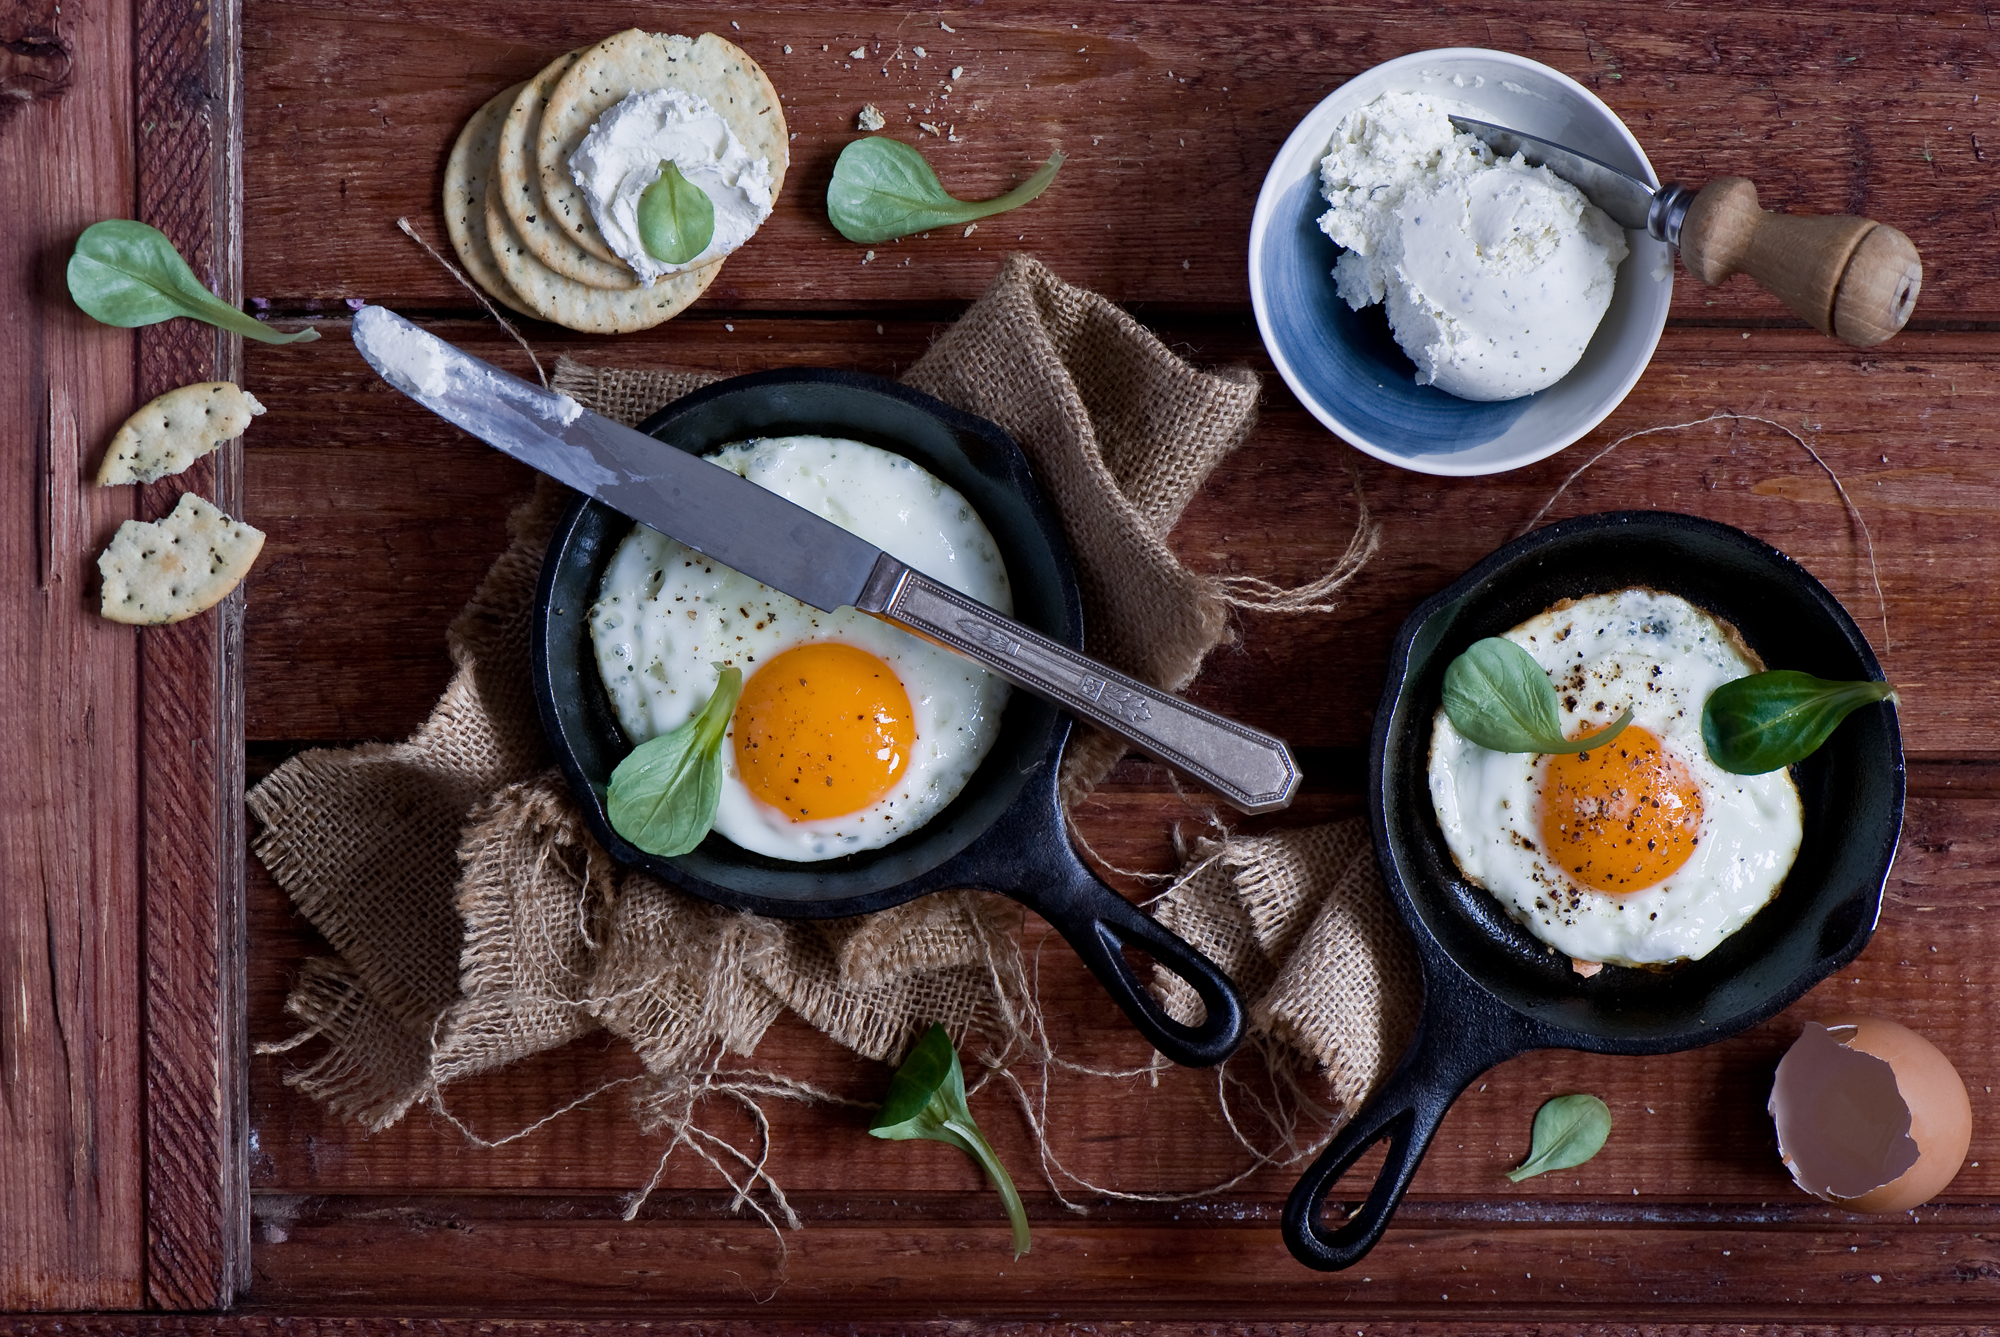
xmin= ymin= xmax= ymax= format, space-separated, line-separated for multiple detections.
xmin=1118 ymin=943 xmax=1207 ymax=1028
xmin=1320 ymin=1139 xmax=1392 ymax=1225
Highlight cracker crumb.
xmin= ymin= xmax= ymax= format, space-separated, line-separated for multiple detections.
xmin=850 ymin=45 xmax=867 ymax=59
xmin=920 ymin=121 xmax=943 ymax=136
xmin=914 ymin=45 xmax=927 ymax=58
xmin=963 ymin=223 xmax=977 ymax=237
xmin=863 ymin=250 xmax=875 ymax=264
xmin=951 ymin=65 xmax=964 ymax=79
xmin=857 ymin=103 xmax=887 ymax=131
xmin=783 ymin=44 xmax=792 ymax=54
xmin=939 ymin=20 xmax=955 ymax=31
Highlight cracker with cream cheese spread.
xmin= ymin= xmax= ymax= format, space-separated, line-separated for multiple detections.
xmin=494 ymin=52 xmax=642 ymax=291
xmin=98 ymin=493 xmax=265 ymax=625
xmin=482 ymin=170 xmax=719 ymax=334
xmin=443 ymin=82 xmax=533 ymax=316
xmin=97 ymin=381 xmax=265 ymax=487
xmin=534 ymin=30 xmax=789 ymax=272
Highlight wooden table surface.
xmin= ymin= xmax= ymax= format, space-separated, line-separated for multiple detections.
xmin=7 ymin=0 xmax=2000 ymax=1329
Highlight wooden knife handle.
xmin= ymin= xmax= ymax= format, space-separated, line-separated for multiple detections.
xmin=1677 ymin=176 xmax=1923 ymax=347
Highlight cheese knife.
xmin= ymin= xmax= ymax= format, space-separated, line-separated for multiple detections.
xmin=1449 ymin=115 xmax=1922 ymax=347
xmin=350 ymin=304 xmax=1299 ymax=813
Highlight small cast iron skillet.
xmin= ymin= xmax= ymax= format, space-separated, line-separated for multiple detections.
xmin=1284 ymin=510 xmax=1904 ymax=1269
xmin=531 ymin=368 xmax=1244 ymax=1068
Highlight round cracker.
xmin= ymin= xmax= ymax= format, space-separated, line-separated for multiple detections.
xmin=495 ymin=53 xmax=642 ymax=290
xmin=535 ymin=30 xmax=790 ymax=271
xmin=442 ymin=83 xmax=532 ymax=316
xmin=483 ymin=169 xmax=719 ymax=334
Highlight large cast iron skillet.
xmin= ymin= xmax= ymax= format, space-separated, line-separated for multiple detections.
xmin=1284 ymin=511 xmax=1904 ymax=1269
xmin=531 ymin=369 xmax=1243 ymax=1068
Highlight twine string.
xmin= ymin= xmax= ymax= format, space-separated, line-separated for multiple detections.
xmin=1217 ymin=463 xmax=1381 ymax=614
xmin=1520 ymin=411 xmax=1890 ymax=653
xmin=394 ymin=215 xmax=549 ymax=390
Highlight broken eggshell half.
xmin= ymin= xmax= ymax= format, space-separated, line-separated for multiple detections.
xmin=1769 ymin=1015 xmax=1973 ymax=1213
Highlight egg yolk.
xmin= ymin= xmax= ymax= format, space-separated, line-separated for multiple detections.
xmin=1537 ymin=724 xmax=1702 ymax=894
xmin=732 ymin=642 xmax=916 ymax=822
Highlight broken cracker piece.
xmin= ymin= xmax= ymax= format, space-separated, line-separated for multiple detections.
xmin=97 ymin=381 xmax=265 ymax=486
xmin=97 ymin=493 xmax=265 ymax=626
xmin=857 ymin=103 xmax=886 ymax=131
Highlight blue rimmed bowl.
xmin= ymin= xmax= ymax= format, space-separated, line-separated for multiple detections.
xmin=1249 ymin=48 xmax=1673 ymax=477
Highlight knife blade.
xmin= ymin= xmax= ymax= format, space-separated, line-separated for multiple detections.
xmin=1447 ymin=115 xmax=1694 ymax=243
xmin=1447 ymin=115 xmax=1922 ymax=347
xmin=350 ymin=305 xmax=1300 ymax=813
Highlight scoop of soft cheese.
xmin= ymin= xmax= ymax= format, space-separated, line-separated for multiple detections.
xmin=1318 ymin=91 xmax=1628 ymax=402
xmin=569 ymin=87 xmax=775 ymax=285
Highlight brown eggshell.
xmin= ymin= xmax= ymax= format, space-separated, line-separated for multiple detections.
xmin=1774 ymin=1015 xmax=1973 ymax=1213
xmin=1827 ymin=1016 xmax=1973 ymax=1211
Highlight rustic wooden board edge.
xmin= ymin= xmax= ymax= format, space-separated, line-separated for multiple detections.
xmin=6 ymin=1312 xmax=2000 ymax=1333
xmin=9 ymin=1316 xmax=2000 ymax=1335
xmin=134 ymin=0 xmax=250 ymax=1312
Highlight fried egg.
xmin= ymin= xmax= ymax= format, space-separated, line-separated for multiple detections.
xmin=589 ymin=435 xmax=1013 ymax=861
xmin=1427 ymin=588 xmax=1804 ymax=967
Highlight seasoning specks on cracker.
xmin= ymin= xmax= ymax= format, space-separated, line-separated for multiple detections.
xmin=97 ymin=493 xmax=265 ymax=625
xmin=97 ymin=381 xmax=265 ymax=486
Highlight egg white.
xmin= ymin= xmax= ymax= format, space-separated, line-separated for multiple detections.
xmin=1427 ymin=587 xmax=1804 ymax=967
xmin=589 ymin=435 xmax=1013 ymax=861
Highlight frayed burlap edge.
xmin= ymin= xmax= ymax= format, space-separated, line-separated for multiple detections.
xmin=1154 ymin=818 xmax=1420 ymax=1115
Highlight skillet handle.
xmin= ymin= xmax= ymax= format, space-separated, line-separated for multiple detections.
xmin=1029 ymin=852 xmax=1245 ymax=1068
xmin=1283 ymin=1000 xmax=1517 ymax=1270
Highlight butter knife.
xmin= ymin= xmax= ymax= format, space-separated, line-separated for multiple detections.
xmin=351 ymin=304 xmax=1299 ymax=813
xmin=1450 ymin=115 xmax=1922 ymax=347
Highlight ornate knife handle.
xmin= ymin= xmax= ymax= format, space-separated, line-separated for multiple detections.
xmin=859 ymin=557 xmax=1299 ymax=814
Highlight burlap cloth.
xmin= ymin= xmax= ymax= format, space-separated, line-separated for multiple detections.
xmin=249 ymin=254 xmax=1418 ymax=1180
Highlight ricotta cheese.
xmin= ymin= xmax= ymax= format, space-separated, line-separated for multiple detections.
xmin=569 ymin=88 xmax=775 ymax=285
xmin=1317 ymin=91 xmax=1628 ymax=402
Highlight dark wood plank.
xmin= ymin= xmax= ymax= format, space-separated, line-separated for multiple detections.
xmin=135 ymin=0 xmax=252 ymax=1309
xmin=238 ymin=1205 xmax=2000 ymax=1318
xmin=245 ymin=789 xmax=1999 ymax=1207
xmin=11 ymin=1321 xmax=2000 ymax=1336
xmin=0 ymin=0 xmax=145 ymax=1310
xmin=247 ymin=322 xmax=1992 ymax=754
xmin=239 ymin=2 xmax=1995 ymax=321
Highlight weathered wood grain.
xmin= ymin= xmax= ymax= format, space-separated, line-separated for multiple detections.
xmin=245 ymin=791 xmax=1998 ymax=1207
xmin=11 ymin=1322 xmax=2000 ymax=1336
xmin=135 ymin=0 xmax=254 ymax=1310
xmin=0 ymin=0 xmax=145 ymax=1311
xmin=239 ymin=1205 xmax=2000 ymax=1317
xmin=239 ymin=3 xmax=1997 ymax=322
xmin=0 ymin=0 xmax=72 ymax=105
xmin=245 ymin=322 xmax=1991 ymax=753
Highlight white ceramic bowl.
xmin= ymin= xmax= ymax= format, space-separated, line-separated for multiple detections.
xmin=1249 ymin=49 xmax=1672 ymax=477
